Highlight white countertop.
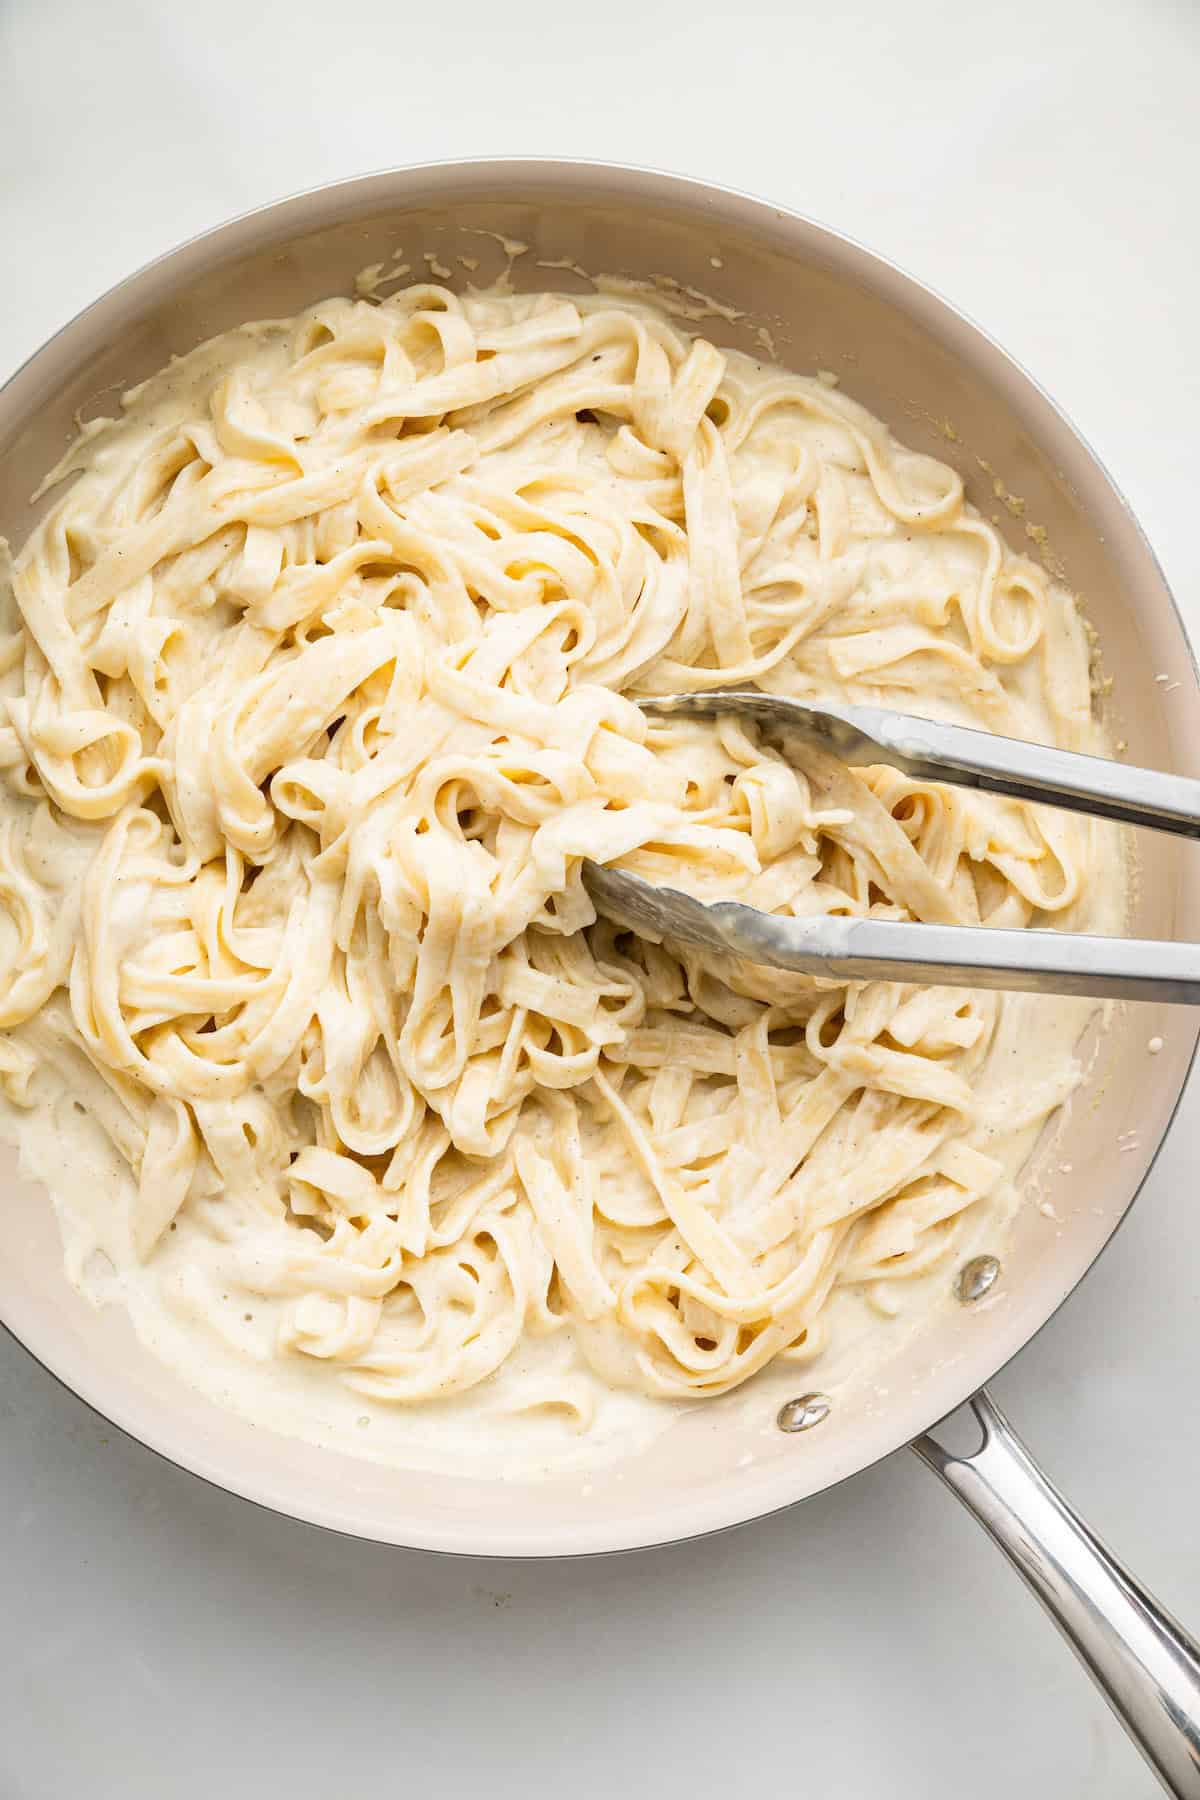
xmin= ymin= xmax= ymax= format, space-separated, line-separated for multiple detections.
xmin=2 ymin=2 xmax=1198 ymax=1793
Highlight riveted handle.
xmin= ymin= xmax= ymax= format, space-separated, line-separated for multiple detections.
xmin=914 ymin=1389 xmax=1200 ymax=1796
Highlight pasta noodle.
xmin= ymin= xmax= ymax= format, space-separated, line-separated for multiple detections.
xmin=0 ymin=281 xmax=1120 ymax=1444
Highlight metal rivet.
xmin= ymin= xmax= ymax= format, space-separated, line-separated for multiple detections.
xmin=956 ymin=1254 xmax=1001 ymax=1304
xmin=777 ymin=1393 xmax=832 ymax=1433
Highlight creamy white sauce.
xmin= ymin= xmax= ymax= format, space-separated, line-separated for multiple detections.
xmin=0 ymin=282 xmax=1123 ymax=1477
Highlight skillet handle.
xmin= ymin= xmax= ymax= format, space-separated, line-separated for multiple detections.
xmin=914 ymin=1389 xmax=1200 ymax=1796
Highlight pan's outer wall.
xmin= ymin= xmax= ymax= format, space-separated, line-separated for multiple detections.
xmin=0 ymin=162 xmax=1195 ymax=1556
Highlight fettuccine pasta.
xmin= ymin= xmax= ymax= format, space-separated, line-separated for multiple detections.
xmin=0 ymin=281 xmax=1120 ymax=1450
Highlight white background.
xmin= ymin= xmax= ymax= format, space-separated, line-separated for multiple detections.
xmin=2 ymin=1 xmax=1199 ymax=1794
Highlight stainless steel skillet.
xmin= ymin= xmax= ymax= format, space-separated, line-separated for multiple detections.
xmin=0 ymin=163 xmax=1198 ymax=1794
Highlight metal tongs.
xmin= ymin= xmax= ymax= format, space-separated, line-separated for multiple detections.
xmin=582 ymin=692 xmax=1200 ymax=1005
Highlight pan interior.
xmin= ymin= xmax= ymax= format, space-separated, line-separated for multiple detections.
xmin=0 ymin=163 xmax=1194 ymax=1554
